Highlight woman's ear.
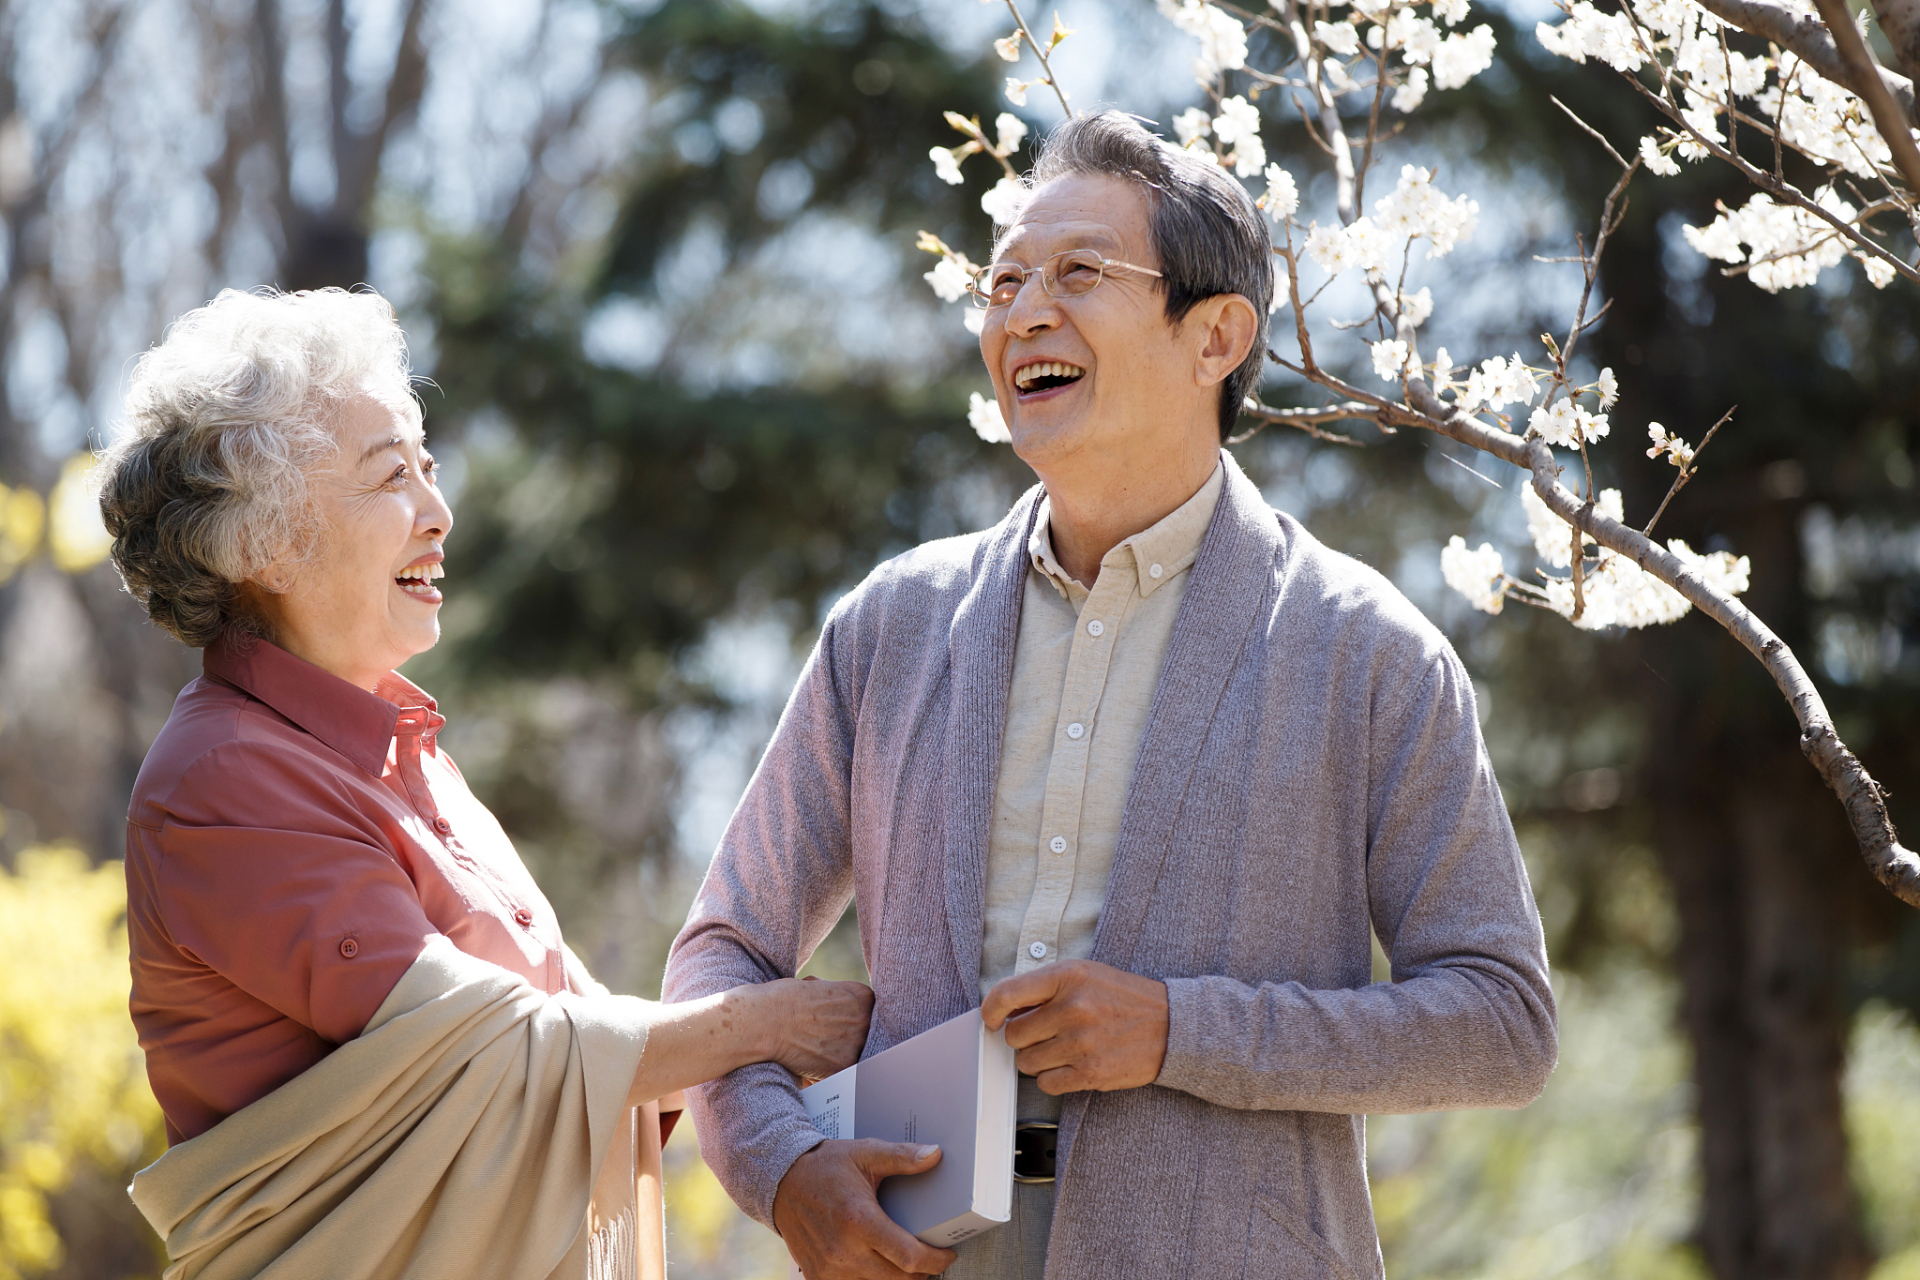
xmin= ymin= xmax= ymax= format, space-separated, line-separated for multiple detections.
xmin=1191 ymin=293 xmax=1260 ymax=389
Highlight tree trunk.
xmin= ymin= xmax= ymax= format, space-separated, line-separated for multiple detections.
xmin=1655 ymin=752 xmax=1873 ymax=1280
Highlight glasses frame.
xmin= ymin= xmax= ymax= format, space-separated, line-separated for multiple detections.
xmin=968 ymin=250 xmax=1165 ymax=310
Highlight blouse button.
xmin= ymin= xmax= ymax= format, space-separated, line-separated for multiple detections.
xmin=514 ymin=908 xmax=534 ymax=928
xmin=432 ymin=816 xmax=453 ymax=835
xmin=339 ymin=937 xmax=360 ymax=959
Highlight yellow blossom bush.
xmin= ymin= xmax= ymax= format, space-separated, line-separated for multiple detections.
xmin=0 ymin=848 xmax=163 ymax=1278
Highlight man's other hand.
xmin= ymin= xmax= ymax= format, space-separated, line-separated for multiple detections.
xmin=774 ymin=1139 xmax=959 ymax=1279
xmin=980 ymin=959 xmax=1169 ymax=1094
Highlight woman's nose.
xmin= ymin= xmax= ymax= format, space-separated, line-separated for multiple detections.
xmin=418 ymin=481 xmax=453 ymax=539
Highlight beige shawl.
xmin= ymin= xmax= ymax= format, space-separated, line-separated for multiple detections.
xmin=130 ymin=935 xmax=664 ymax=1280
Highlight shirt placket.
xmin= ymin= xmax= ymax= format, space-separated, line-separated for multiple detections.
xmin=393 ymin=708 xmax=540 ymax=938
xmin=1015 ymin=562 xmax=1138 ymax=974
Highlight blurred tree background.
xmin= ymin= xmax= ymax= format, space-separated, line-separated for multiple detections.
xmin=0 ymin=1 xmax=1915 ymax=1278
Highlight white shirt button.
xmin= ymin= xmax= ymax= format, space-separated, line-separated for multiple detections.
xmin=1066 ymin=722 xmax=1085 ymax=740
xmin=1049 ymin=835 xmax=1067 ymax=853
xmin=1149 ymin=563 xmax=1164 ymax=579
xmin=1029 ymin=941 xmax=1048 ymax=959
xmin=1086 ymin=619 xmax=1104 ymax=637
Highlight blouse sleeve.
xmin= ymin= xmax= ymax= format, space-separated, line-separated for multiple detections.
xmin=150 ymin=746 xmax=441 ymax=1046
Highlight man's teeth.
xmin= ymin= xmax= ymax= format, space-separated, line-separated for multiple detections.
xmin=1014 ymin=361 xmax=1087 ymax=391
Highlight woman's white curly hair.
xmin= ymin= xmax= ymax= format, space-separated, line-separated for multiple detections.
xmin=98 ymin=287 xmax=414 ymax=647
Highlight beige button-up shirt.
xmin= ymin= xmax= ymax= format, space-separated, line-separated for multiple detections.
xmin=979 ymin=463 xmax=1224 ymax=1001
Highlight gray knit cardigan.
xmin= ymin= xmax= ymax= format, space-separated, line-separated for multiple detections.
xmin=663 ymin=452 xmax=1557 ymax=1280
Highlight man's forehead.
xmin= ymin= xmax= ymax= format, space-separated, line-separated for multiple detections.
xmin=996 ymin=175 xmax=1148 ymax=261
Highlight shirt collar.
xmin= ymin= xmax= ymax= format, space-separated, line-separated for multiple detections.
xmin=202 ymin=631 xmax=438 ymax=778
xmin=1029 ymin=459 xmax=1225 ymax=603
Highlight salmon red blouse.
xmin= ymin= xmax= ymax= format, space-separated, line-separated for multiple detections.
xmin=126 ymin=631 xmax=577 ymax=1145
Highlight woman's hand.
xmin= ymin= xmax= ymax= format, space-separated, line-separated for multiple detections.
xmin=755 ymin=977 xmax=874 ymax=1080
xmin=626 ymin=977 xmax=873 ymax=1108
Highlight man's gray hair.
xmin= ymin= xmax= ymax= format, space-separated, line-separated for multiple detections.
xmin=1022 ymin=111 xmax=1274 ymax=440
xmin=98 ymin=287 xmax=414 ymax=648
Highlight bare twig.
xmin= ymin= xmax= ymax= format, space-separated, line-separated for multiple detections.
xmin=1643 ymin=406 xmax=1736 ymax=536
xmin=1003 ymin=0 xmax=1074 ymax=119
xmin=1234 ymin=398 xmax=1376 ymax=444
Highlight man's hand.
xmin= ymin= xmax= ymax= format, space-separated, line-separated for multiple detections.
xmin=774 ymin=1140 xmax=959 ymax=1279
xmin=980 ymin=959 xmax=1169 ymax=1094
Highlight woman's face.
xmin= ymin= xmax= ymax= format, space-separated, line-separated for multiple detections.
xmin=256 ymin=384 xmax=453 ymax=691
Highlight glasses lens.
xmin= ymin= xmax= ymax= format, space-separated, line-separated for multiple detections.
xmin=975 ymin=263 xmax=1027 ymax=309
xmin=1045 ymin=251 xmax=1107 ymax=297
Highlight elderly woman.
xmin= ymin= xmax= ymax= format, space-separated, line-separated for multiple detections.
xmin=100 ymin=287 xmax=867 ymax=1280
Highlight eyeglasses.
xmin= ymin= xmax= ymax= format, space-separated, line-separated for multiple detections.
xmin=969 ymin=249 xmax=1164 ymax=310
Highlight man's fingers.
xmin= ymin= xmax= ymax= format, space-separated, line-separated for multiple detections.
xmin=838 ymin=1143 xmax=955 ymax=1275
xmin=980 ymin=965 xmax=1069 ymax=1031
xmin=851 ymin=1139 xmax=943 ymax=1184
xmin=1033 ymin=1064 xmax=1086 ymax=1096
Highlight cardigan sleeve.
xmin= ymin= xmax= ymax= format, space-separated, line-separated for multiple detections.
xmin=1155 ymin=643 xmax=1559 ymax=1114
xmin=659 ymin=613 xmax=862 ymax=1228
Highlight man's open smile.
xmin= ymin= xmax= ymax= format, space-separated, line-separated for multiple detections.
xmin=1012 ymin=358 xmax=1088 ymax=399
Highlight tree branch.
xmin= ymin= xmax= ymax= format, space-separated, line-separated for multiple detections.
xmin=1870 ymin=0 xmax=1920 ymax=83
xmin=1396 ymin=377 xmax=1920 ymax=908
xmin=1691 ymin=0 xmax=1918 ymax=125
xmin=333 ymin=0 xmax=430 ymax=223
xmin=1809 ymin=0 xmax=1920 ymax=195
xmin=1624 ymin=69 xmax=1920 ymax=284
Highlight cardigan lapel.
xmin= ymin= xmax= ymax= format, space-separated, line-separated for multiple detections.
xmin=940 ymin=485 xmax=1044 ymax=1007
xmin=1089 ymin=451 xmax=1287 ymax=971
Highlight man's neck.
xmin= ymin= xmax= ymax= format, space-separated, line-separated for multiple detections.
xmin=1039 ymin=442 xmax=1221 ymax=588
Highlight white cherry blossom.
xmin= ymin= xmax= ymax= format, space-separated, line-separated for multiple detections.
xmin=1372 ymin=338 xmax=1411 ymax=381
xmin=1394 ymin=67 xmax=1431 ymax=113
xmin=1316 ymin=20 xmax=1362 ymax=57
xmin=930 ymin=146 xmax=965 ymax=185
xmin=924 ymin=256 xmax=972 ymax=303
xmin=1173 ymin=107 xmax=1212 ymax=146
xmin=968 ymin=392 xmax=1011 ymax=443
xmin=995 ymin=113 xmax=1028 ymax=154
xmin=1262 ymin=164 xmax=1300 ymax=220
xmin=1441 ymin=537 xmax=1507 ymax=613
xmin=981 ymin=176 xmax=1028 ymax=225
xmin=1432 ymin=24 xmax=1497 ymax=88
xmin=1157 ymin=0 xmax=1249 ymax=84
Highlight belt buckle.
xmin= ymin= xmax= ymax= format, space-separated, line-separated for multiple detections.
xmin=1013 ymin=1120 xmax=1058 ymax=1184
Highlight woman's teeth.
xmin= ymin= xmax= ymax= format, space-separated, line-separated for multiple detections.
xmin=396 ymin=563 xmax=444 ymax=598
xmin=1015 ymin=361 xmax=1087 ymax=393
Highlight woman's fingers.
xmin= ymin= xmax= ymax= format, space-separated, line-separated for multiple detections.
xmin=768 ymin=978 xmax=873 ymax=1078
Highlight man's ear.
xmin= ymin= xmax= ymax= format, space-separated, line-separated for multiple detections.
xmin=1189 ymin=293 xmax=1259 ymax=389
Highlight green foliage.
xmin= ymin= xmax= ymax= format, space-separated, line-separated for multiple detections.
xmin=0 ymin=849 xmax=163 ymax=1279
xmin=602 ymin=0 xmax=1015 ymax=293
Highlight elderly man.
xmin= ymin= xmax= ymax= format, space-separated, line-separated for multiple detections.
xmin=663 ymin=111 xmax=1557 ymax=1280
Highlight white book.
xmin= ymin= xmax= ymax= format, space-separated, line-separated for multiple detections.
xmin=793 ymin=1009 xmax=1017 ymax=1255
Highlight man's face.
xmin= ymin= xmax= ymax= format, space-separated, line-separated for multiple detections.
xmin=980 ymin=172 xmax=1209 ymax=472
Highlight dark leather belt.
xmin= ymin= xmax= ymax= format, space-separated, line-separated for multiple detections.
xmin=1013 ymin=1120 xmax=1058 ymax=1183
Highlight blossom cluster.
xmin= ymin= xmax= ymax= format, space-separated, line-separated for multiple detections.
xmin=1448 ymin=480 xmax=1750 ymax=626
xmin=1304 ymin=165 xmax=1480 ymax=276
xmin=1536 ymin=0 xmax=1905 ymax=290
xmin=1683 ymin=188 xmax=1894 ymax=291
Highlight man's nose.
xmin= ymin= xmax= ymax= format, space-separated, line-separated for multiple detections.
xmin=1000 ymin=278 xmax=1062 ymax=338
